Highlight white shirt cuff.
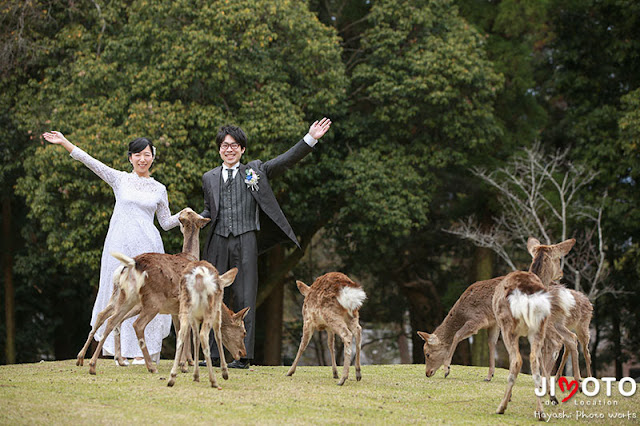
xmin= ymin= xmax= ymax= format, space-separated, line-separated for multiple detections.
xmin=304 ymin=133 xmax=318 ymax=147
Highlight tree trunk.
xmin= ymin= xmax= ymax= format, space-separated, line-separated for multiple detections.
xmin=2 ymin=196 xmax=16 ymax=364
xmin=612 ymin=302 xmax=622 ymax=380
xmin=400 ymin=278 xmax=444 ymax=363
xmin=260 ymin=244 xmax=285 ymax=366
xmin=471 ymin=246 xmax=494 ymax=368
xmin=592 ymin=299 xmax=600 ymax=376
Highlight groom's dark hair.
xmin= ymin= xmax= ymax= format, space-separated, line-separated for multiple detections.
xmin=216 ymin=125 xmax=247 ymax=149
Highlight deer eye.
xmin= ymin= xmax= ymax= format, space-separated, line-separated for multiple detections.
xmin=426 ymin=353 xmax=430 ymax=359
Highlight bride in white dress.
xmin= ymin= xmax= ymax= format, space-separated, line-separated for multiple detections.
xmin=43 ymin=131 xmax=180 ymax=363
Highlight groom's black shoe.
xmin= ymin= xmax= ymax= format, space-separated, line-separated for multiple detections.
xmin=228 ymin=358 xmax=250 ymax=369
xmin=198 ymin=357 xmax=220 ymax=367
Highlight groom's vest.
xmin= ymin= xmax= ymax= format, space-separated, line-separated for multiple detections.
xmin=214 ymin=171 xmax=259 ymax=237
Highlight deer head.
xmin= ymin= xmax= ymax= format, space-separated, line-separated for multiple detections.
xmin=527 ymin=237 xmax=576 ymax=285
xmin=221 ymin=305 xmax=250 ymax=360
xmin=417 ymin=331 xmax=448 ymax=378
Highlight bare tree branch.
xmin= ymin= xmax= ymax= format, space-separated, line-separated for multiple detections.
xmin=447 ymin=144 xmax=617 ymax=302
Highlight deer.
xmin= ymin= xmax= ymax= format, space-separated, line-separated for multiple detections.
xmin=492 ymin=237 xmax=575 ymax=418
xmin=76 ymin=207 xmax=207 ymax=370
xmin=286 ymin=272 xmax=366 ymax=386
xmin=543 ymin=285 xmax=593 ymax=382
xmin=417 ymin=276 xmax=504 ymax=382
xmin=79 ymin=208 xmax=248 ymax=375
xmin=168 ymin=261 xmax=239 ymax=388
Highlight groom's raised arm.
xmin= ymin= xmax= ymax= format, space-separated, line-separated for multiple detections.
xmin=262 ymin=117 xmax=332 ymax=179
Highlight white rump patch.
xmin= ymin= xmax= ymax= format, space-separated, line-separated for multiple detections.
xmin=508 ymin=289 xmax=551 ymax=332
xmin=184 ymin=266 xmax=217 ymax=317
xmin=556 ymin=287 xmax=576 ymax=317
xmin=337 ymin=287 xmax=367 ymax=316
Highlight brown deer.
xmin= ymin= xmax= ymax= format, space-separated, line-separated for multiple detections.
xmin=76 ymin=207 xmax=207 ymax=370
xmin=80 ymin=208 xmax=247 ymax=375
xmin=168 ymin=261 xmax=239 ymax=388
xmin=286 ymin=272 xmax=366 ymax=386
xmin=417 ymin=276 xmax=504 ymax=382
xmin=492 ymin=237 xmax=575 ymax=417
xmin=544 ymin=285 xmax=593 ymax=382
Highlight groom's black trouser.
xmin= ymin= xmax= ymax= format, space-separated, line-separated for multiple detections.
xmin=206 ymin=231 xmax=258 ymax=359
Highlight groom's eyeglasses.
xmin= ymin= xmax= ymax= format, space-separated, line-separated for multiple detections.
xmin=220 ymin=142 xmax=241 ymax=150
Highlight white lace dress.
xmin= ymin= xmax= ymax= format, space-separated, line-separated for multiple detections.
xmin=70 ymin=147 xmax=179 ymax=358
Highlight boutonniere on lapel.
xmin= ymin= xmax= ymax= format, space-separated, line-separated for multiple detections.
xmin=244 ymin=168 xmax=260 ymax=191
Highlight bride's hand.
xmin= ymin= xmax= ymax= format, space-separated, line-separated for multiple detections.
xmin=42 ymin=131 xmax=76 ymax=153
xmin=42 ymin=131 xmax=69 ymax=145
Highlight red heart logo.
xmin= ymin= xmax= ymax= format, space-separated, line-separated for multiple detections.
xmin=558 ymin=376 xmax=579 ymax=402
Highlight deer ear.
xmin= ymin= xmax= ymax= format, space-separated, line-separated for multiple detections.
xmin=234 ymin=307 xmax=250 ymax=321
xmin=417 ymin=331 xmax=430 ymax=342
xmin=296 ymin=280 xmax=310 ymax=297
xmin=219 ymin=267 xmax=238 ymax=288
xmin=198 ymin=217 xmax=211 ymax=228
xmin=527 ymin=237 xmax=542 ymax=257
xmin=551 ymin=238 xmax=576 ymax=258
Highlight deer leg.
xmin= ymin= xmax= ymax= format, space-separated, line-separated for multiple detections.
xmin=113 ymin=305 xmax=141 ymax=366
xmin=496 ymin=330 xmax=522 ymax=415
xmin=212 ymin=309 xmax=228 ymax=381
xmin=191 ymin=321 xmax=201 ymax=382
xmin=88 ymin=301 xmax=137 ymax=375
xmin=576 ymin=324 xmax=592 ymax=378
xmin=444 ymin=319 xmax=488 ymax=378
xmin=485 ymin=325 xmax=500 ymax=381
xmin=286 ymin=323 xmax=314 ymax=377
xmin=168 ymin=314 xmax=190 ymax=387
xmin=555 ymin=324 xmax=580 ymax=382
xmin=335 ymin=324 xmax=353 ymax=386
xmin=326 ymin=331 xmax=338 ymax=379
xmin=354 ymin=321 xmax=362 ymax=382
xmin=77 ymin=303 xmax=115 ymax=366
xmin=529 ymin=325 xmax=547 ymax=420
xmin=131 ymin=309 xmax=160 ymax=374
xmin=200 ymin=319 xmax=220 ymax=389
xmin=173 ymin=314 xmax=192 ymax=371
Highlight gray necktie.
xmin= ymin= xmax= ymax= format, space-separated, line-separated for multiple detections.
xmin=227 ymin=168 xmax=234 ymax=182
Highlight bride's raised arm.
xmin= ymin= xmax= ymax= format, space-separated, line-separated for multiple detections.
xmin=42 ymin=131 xmax=123 ymax=188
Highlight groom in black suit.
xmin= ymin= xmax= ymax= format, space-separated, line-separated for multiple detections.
xmin=200 ymin=118 xmax=332 ymax=368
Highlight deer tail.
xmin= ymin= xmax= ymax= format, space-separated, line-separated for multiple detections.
xmin=110 ymin=252 xmax=146 ymax=297
xmin=337 ymin=286 xmax=367 ymax=317
xmin=507 ymin=289 xmax=551 ymax=332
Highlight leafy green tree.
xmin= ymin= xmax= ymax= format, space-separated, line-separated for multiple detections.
xmin=313 ymin=0 xmax=504 ymax=362
xmin=13 ymin=0 xmax=347 ymax=362
xmin=539 ymin=0 xmax=640 ymax=377
xmin=1 ymin=0 xmax=104 ymax=363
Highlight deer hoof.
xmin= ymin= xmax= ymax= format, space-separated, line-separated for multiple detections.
xmin=550 ymin=396 xmax=559 ymax=405
xmin=337 ymin=379 xmax=346 ymax=386
xmin=222 ymin=370 xmax=229 ymax=381
xmin=167 ymin=378 xmax=176 ymax=387
xmin=444 ymin=367 xmax=450 ymax=378
xmin=76 ymin=358 xmax=83 ymax=367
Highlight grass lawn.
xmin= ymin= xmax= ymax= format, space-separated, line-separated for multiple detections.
xmin=0 ymin=360 xmax=638 ymax=424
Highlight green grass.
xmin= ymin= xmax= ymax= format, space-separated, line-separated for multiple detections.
xmin=0 ymin=360 xmax=638 ymax=424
